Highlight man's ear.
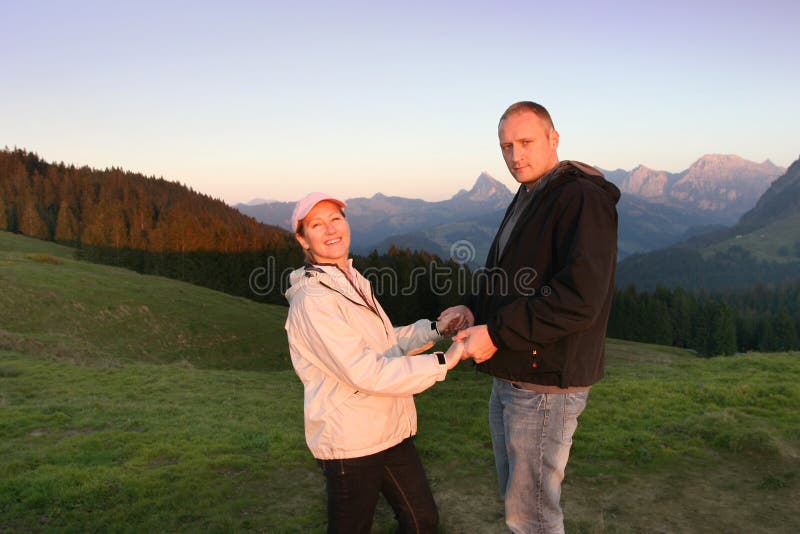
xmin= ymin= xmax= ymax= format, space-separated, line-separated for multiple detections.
xmin=295 ymin=233 xmax=310 ymax=250
xmin=550 ymin=129 xmax=560 ymax=149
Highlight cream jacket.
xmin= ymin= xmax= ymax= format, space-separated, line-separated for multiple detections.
xmin=284 ymin=261 xmax=446 ymax=459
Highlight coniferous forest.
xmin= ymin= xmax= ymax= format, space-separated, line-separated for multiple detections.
xmin=608 ymin=284 xmax=800 ymax=356
xmin=2 ymin=147 xmax=798 ymax=356
xmin=0 ymin=148 xmax=465 ymax=317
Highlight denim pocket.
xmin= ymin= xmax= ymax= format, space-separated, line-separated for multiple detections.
xmin=561 ymin=392 xmax=588 ymax=442
xmin=563 ymin=391 xmax=588 ymax=415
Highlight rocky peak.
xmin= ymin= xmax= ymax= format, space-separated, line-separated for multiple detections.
xmin=470 ymin=172 xmax=508 ymax=199
xmin=627 ymin=165 xmax=671 ymax=198
xmin=452 ymin=172 xmax=513 ymax=204
xmin=681 ymin=154 xmax=782 ymax=184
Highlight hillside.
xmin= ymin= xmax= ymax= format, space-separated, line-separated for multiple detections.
xmin=0 ymin=148 xmax=304 ymax=305
xmin=617 ymin=156 xmax=800 ymax=290
xmin=0 ymin=148 xmax=292 ymax=253
xmin=1 ymin=231 xmax=798 ymax=532
xmin=0 ymin=231 xmax=290 ymax=372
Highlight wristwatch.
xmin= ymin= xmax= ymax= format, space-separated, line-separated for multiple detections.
xmin=434 ymin=351 xmax=446 ymax=365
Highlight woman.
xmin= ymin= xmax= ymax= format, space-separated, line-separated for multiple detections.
xmin=284 ymin=192 xmax=465 ymax=533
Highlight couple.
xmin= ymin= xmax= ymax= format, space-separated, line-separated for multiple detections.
xmin=284 ymin=101 xmax=620 ymax=533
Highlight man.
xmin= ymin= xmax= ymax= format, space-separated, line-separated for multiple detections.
xmin=444 ymin=101 xmax=619 ymax=533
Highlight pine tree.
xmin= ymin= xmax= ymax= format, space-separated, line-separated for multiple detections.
xmin=705 ymin=301 xmax=737 ymax=356
xmin=770 ymin=310 xmax=799 ymax=351
xmin=0 ymin=196 xmax=7 ymax=231
xmin=17 ymin=193 xmax=49 ymax=239
xmin=54 ymin=200 xmax=80 ymax=244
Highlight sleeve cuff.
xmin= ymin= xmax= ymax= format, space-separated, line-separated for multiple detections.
xmin=430 ymin=320 xmax=444 ymax=341
xmin=435 ymin=354 xmax=447 ymax=381
xmin=486 ymin=320 xmax=507 ymax=350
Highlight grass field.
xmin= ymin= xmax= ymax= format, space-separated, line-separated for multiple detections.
xmin=1 ymin=231 xmax=799 ymax=532
xmin=702 ymin=212 xmax=800 ymax=263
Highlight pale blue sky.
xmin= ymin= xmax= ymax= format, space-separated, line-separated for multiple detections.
xmin=2 ymin=0 xmax=798 ymax=203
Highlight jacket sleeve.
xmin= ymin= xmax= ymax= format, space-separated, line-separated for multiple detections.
xmin=487 ymin=182 xmax=617 ymax=350
xmin=393 ymin=319 xmax=442 ymax=354
xmin=289 ymin=293 xmax=447 ymax=396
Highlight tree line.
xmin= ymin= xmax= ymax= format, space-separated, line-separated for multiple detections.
xmin=0 ymin=148 xmax=465 ymax=315
xmin=608 ymin=284 xmax=800 ymax=356
xmin=616 ymin=245 xmax=800 ymax=291
xmin=2 ymin=147 xmax=798 ymax=356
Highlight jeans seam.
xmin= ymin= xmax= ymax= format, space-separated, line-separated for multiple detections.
xmin=383 ymin=464 xmax=419 ymax=533
xmin=536 ymin=393 xmax=549 ymax=534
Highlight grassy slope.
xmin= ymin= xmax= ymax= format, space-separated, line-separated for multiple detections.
xmin=0 ymin=232 xmax=290 ymax=372
xmin=701 ymin=212 xmax=800 ymax=263
xmin=1 ymin=231 xmax=798 ymax=533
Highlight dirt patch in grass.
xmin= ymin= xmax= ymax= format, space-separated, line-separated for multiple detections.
xmin=27 ymin=254 xmax=64 ymax=265
xmin=564 ymin=456 xmax=800 ymax=533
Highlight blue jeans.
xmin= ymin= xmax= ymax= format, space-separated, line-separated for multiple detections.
xmin=489 ymin=378 xmax=588 ymax=534
xmin=317 ymin=437 xmax=438 ymax=533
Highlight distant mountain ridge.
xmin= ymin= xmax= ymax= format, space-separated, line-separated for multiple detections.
xmin=616 ymin=155 xmax=800 ymax=290
xmin=236 ymin=173 xmax=515 ymax=252
xmin=238 ymin=154 xmax=785 ymax=265
xmin=603 ymin=155 xmax=784 ymax=223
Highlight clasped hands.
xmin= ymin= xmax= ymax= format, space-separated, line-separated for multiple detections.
xmin=435 ymin=305 xmax=498 ymax=367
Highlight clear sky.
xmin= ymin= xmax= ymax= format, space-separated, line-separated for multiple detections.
xmin=2 ymin=0 xmax=798 ymax=204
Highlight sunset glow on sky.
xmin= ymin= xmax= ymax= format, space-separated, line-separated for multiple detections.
xmin=2 ymin=0 xmax=798 ymax=204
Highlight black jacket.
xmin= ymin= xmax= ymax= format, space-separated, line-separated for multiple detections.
xmin=472 ymin=161 xmax=620 ymax=387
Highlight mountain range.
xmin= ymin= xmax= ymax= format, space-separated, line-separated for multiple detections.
xmin=237 ymin=172 xmax=514 ymax=259
xmin=602 ymin=155 xmax=783 ymax=224
xmin=237 ymin=155 xmax=785 ymax=264
xmin=616 ymin=156 xmax=800 ymax=290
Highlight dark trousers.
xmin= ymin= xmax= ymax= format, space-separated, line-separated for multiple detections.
xmin=317 ymin=437 xmax=439 ymax=534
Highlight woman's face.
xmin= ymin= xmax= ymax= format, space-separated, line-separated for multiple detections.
xmin=296 ymin=200 xmax=351 ymax=267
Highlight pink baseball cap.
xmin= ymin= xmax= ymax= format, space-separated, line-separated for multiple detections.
xmin=291 ymin=192 xmax=347 ymax=232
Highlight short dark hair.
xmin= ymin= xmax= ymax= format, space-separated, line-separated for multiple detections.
xmin=499 ymin=101 xmax=555 ymax=130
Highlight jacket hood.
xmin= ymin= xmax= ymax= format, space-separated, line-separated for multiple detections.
xmin=555 ymin=160 xmax=621 ymax=205
xmin=285 ymin=265 xmax=310 ymax=304
xmin=284 ymin=261 xmax=355 ymax=304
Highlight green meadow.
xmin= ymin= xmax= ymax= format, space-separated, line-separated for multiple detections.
xmin=1 ymin=231 xmax=798 ymax=533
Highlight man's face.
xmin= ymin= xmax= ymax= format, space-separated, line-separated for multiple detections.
xmin=498 ymin=110 xmax=560 ymax=186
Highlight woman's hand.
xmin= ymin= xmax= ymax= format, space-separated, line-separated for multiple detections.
xmin=437 ymin=306 xmax=475 ymax=336
xmin=443 ymin=341 xmax=467 ymax=370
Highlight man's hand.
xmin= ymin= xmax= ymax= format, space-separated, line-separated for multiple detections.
xmin=453 ymin=325 xmax=497 ymax=364
xmin=437 ymin=305 xmax=475 ymax=336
